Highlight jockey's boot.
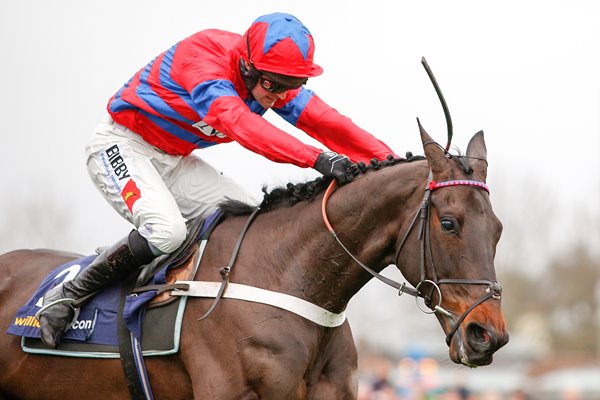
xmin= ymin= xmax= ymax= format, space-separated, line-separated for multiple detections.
xmin=37 ymin=230 xmax=157 ymax=348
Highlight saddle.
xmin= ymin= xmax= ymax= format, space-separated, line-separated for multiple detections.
xmin=132 ymin=210 xmax=223 ymax=307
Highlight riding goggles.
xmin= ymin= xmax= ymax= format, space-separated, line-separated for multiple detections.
xmin=258 ymin=76 xmax=307 ymax=93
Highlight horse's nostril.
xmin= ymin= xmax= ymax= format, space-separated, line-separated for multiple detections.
xmin=466 ymin=323 xmax=494 ymax=351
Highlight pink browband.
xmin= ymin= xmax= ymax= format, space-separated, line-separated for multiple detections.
xmin=429 ymin=179 xmax=490 ymax=193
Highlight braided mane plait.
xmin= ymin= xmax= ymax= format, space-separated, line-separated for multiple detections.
xmin=219 ymin=154 xmax=423 ymax=216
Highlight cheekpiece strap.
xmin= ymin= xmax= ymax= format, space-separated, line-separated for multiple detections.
xmin=429 ymin=179 xmax=490 ymax=193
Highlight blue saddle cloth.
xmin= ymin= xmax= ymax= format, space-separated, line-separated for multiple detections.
xmin=7 ymin=254 xmax=167 ymax=346
xmin=6 ymin=210 xmax=223 ymax=351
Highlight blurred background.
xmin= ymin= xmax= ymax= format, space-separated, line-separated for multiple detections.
xmin=1 ymin=1 xmax=599 ymax=399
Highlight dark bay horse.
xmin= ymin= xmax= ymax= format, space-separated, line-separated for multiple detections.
xmin=0 ymin=127 xmax=508 ymax=399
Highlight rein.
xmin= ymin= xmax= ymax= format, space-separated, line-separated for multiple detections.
xmin=321 ymin=175 xmax=501 ymax=346
xmin=321 ymin=182 xmax=420 ymax=297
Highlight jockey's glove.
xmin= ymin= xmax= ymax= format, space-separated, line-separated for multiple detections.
xmin=314 ymin=151 xmax=354 ymax=185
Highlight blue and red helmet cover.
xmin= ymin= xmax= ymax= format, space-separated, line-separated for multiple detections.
xmin=238 ymin=13 xmax=323 ymax=78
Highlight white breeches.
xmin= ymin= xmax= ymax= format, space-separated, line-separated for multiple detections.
xmin=85 ymin=115 xmax=258 ymax=254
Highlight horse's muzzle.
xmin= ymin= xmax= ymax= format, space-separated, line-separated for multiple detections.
xmin=454 ymin=322 xmax=509 ymax=367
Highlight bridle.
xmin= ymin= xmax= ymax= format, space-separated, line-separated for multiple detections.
xmin=321 ymin=173 xmax=502 ymax=346
xmin=319 ymin=56 xmax=502 ymax=346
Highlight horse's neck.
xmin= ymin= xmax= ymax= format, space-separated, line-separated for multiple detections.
xmin=248 ymin=161 xmax=428 ymax=313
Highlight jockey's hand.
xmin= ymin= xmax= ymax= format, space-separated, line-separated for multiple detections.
xmin=314 ymin=151 xmax=354 ymax=185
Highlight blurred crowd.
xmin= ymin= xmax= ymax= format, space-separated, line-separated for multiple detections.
xmin=356 ymin=355 xmax=587 ymax=400
xmin=358 ymin=378 xmax=583 ymax=400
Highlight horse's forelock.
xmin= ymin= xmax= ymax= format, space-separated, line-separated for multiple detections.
xmin=442 ymin=146 xmax=473 ymax=176
xmin=456 ymin=154 xmax=474 ymax=175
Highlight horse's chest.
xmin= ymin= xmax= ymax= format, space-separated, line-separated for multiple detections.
xmin=183 ymin=302 xmax=357 ymax=399
xmin=241 ymin=324 xmax=356 ymax=399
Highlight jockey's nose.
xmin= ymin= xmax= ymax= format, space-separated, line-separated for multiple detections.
xmin=275 ymin=91 xmax=287 ymax=100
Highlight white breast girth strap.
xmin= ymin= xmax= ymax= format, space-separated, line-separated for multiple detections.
xmin=170 ymin=281 xmax=347 ymax=328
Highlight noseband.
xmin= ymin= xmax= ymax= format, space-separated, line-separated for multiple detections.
xmin=321 ymin=175 xmax=502 ymax=346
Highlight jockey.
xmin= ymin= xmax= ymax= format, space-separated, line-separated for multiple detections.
xmin=38 ymin=12 xmax=396 ymax=347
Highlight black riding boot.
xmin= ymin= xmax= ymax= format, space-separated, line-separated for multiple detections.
xmin=38 ymin=230 xmax=156 ymax=348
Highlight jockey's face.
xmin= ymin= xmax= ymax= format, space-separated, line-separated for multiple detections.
xmin=245 ymin=61 xmax=306 ymax=109
xmin=251 ymin=82 xmax=288 ymax=109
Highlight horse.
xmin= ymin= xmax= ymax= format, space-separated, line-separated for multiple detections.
xmin=0 ymin=126 xmax=508 ymax=400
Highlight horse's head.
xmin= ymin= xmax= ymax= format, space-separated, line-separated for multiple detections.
xmin=396 ymin=123 xmax=509 ymax=367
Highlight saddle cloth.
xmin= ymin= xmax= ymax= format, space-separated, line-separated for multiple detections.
xmin=6 ymin=210 xmax=223 ymax=358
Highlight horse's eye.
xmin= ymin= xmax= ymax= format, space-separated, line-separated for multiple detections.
xmin=440 ymin=219 xmax=456 ymax=232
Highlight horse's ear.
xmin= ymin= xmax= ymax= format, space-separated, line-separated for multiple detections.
xmin=466 ymin=130 xmax=488 ymax=181
xmin=419 ymin=119 xmax=451 ymax=178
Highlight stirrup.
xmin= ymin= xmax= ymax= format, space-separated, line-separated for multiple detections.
xmin=35 ymin=298 xmax=81 ymax=330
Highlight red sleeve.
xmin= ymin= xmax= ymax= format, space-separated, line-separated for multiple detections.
xmin=203 ymin=96 xmax=323 ymax=168
xmin=295 ymin=94 xmax=397 ymax=163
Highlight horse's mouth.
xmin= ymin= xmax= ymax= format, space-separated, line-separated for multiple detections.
xmin=450 ymin=338 xmax=494 ymax=367
xmin=456 ymin=344 xmax=493 ymax=367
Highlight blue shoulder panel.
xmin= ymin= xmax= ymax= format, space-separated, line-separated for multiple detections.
xmin=191 ymin=79 xmax=239 ymax=118
xmin=273 ymin=87 xmax=315 ymax=126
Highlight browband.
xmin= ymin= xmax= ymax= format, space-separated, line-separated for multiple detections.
xmin=429 ymin=179 xmax=490 ymax=193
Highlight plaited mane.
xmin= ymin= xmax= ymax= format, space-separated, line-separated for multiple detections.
xmin=219 ymin=154 xmax=423 ymax=216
